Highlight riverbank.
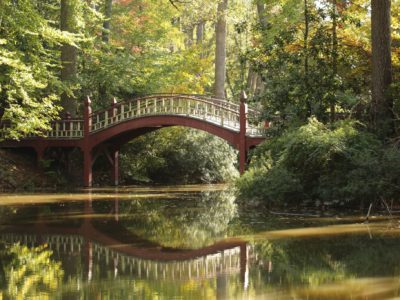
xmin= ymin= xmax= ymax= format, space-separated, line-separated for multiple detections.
xmin=0 ymin=149 xmax=56 ymax=192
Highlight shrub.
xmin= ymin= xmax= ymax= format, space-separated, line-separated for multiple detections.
xmin=236 ymin=118 xmax=400 ymax=206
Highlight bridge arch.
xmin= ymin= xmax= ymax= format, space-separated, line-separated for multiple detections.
xmin=88 ymin=115 xmax=240 ymax=151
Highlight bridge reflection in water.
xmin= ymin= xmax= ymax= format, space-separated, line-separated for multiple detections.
xmin=1 ymin=234 xmax=249 ymax=285
xmin=0 ymin=196 xmax=250 ymax=290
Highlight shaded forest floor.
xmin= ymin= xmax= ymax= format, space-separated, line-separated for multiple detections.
xmin=0 ymin=149 xmax=57 ymax=192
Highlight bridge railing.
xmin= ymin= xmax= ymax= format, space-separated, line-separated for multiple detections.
xmin=90 ymin=95 xmax=241 ymax=133
xmin=0 ymin=119 xmax=84 ymax=139
xmin=47 ymin=119 xmax=84 ymax=138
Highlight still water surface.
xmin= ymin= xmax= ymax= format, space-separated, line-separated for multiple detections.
xmin=0 ymin=185 xmax=400 ymax=299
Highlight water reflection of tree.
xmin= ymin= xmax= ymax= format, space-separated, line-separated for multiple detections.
xmin=93 ymin=190 xmax=237 ymax=249
xmin=0 ymin=243 xmax=64 ymax=299
xmin=0 ymin=201 xmax=84 ymax=228
xmin=253 ymin=235 xmax=400 ymax=289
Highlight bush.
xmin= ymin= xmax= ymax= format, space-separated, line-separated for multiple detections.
xmin=236 ymin=118 xmax=400 ymax=206
xmin=120 ymin=127 xmax=239 ymax=184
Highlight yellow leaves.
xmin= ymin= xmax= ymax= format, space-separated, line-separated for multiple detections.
xmin=284 ymin=43 xmax=303 ymax=53
xmin=2 ymin=244 xmax=64 ymax=300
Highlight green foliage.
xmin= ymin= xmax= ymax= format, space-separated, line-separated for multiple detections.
xmin=237 ymin=118 xmax=400 ymax=206
xmin=120 ymin=127 xmax=239 ymax=184
xmin=0 ymin=1 xmax=67 ymax=138
xmin=0 ymin=243 xmax=64 ymax=299
xmin=250 ymin=1 xmax=374 ymax=125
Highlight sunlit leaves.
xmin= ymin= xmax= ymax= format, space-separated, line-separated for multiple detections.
xmin=1 ymin=244 xmax=64 ymax=299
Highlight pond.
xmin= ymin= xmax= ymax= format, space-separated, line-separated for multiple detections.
xmin=0 ymin=185 xmax=399 ymax=299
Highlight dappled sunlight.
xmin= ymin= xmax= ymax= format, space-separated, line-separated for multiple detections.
xmin=87 ymin=183 xmax=229 ymax=193
xmin=245 ymin=221 xmax=400 ymax=241
xmin=0 ymin=184 xmax=229 ymax=206
xmin=0 ymin=192 xmax=179 ymax=206
xmin=294 ymin=277 xmax=400 ymax=300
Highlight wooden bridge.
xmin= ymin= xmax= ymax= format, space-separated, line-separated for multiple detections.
xmin=0 ymin=94 xmax=267 ymax=187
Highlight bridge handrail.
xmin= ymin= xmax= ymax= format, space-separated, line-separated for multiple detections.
xmin=89 ymin=95 xmax=240 ymax=118
xmin=90 ymin=95 xmax=244 ymax=133
xmin=90 ymin=94 xmax=262 ymax=118
xmin=128 ymin=93 xmax=239 ymax=108
xmin=146 ymin=94 xmax=264 ymax=122
xmin=0 ymin=118 xmax=84 ymax=139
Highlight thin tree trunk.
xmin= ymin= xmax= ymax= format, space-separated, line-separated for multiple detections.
xmin=256 ymin=1 xmax=267 ymax=30
xmin=60 ymin=0 xmax=78 ymax=117
xmin=214 ymin=0 xmax=228 ymax=99
xmin=196 ymin=21 xmax=205 ymax=45
xmin=371 ymin=0 xmax=394 ymax=137
xmin=246 ymin=66 xmax=256 ymax=96
xmin=250 ymin=1 xmax=268 ymax=98
xmin=330 ymin=0 xmax=338 ymax=123
xmin=196 ymin=21 xmax=205 ymax=58
xmin=99 ymin=0 xmax=113 ymax=104
xmin=185 ymin=25 xmax=194 ymax=48
xmin=304 ymin=0 xmax=311 ymax=117
xmin=102 ymin=0 xmax=112 ymax=43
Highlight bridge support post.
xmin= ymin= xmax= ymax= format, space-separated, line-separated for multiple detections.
xmin=83 ymin=97 xmax=93 ymax=187
xmin=83 ymin=150 xmax=92 ymax=187
xmin=239 ymin=92 xmax=248 ymax=174
xmin=109 ymin=99 xmax=120 ymax=186
xmin=240 ymin=243 xmax=249 ymax=289
xmin=111 ymin=149 xmax=119 ymax=186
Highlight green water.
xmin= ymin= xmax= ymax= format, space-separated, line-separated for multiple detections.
xmin=0 ymin=185 xmax=400 ymax=299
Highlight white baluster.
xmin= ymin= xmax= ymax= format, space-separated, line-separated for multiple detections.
xmin=121 ymin=104 xmax=125 ymax=120
xmin=56 ymin=123 xmax=60 ymax=138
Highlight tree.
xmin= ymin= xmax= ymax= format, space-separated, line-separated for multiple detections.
xmin=371 ymin=0 xmax=394 ymax=138
xmin=60 ymin=0 xmax=79 ymax=117
xmin=214 ymin=0 xmax=228 ymax=98
xmin=103 ymin=0 xmax=113 ymax=43
xmin=0 ymin=0 xmax=70 ymax=139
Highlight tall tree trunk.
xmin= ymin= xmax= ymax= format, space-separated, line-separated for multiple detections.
xmin=185 ymin=25 xmax=194 ymax=48
xmin=214 ymin=0 xmax=228 ymax=99
xmin=102 ymin=0 xmax=112 ymax=43
xmin=60 ymin=0 xmax=78 ymax=117
xmin=330 ymin=0 xmax=338 ymax=123
xmin=303 ymin=0 xmax=311 ymax=117
xmin=196 ymin=21 xmax=205 ymax=58
xmin=248 ymin=1 xmax=268 ymax=98
xmin=99 ymin=0 xmax=113 ymax=104
xmin=196 ymin=21 xmax=205 ymax=44
xmin=371 ymin=0 xmax=394 ymax=137
xmin=256 ymin=1 xmax=267 ymax=30
xmin=246 ymin=66 xmax=256 ymax=96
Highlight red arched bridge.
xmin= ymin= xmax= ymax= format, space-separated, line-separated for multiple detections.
xmin=0 ymin=94 xmax=267 ymax=187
